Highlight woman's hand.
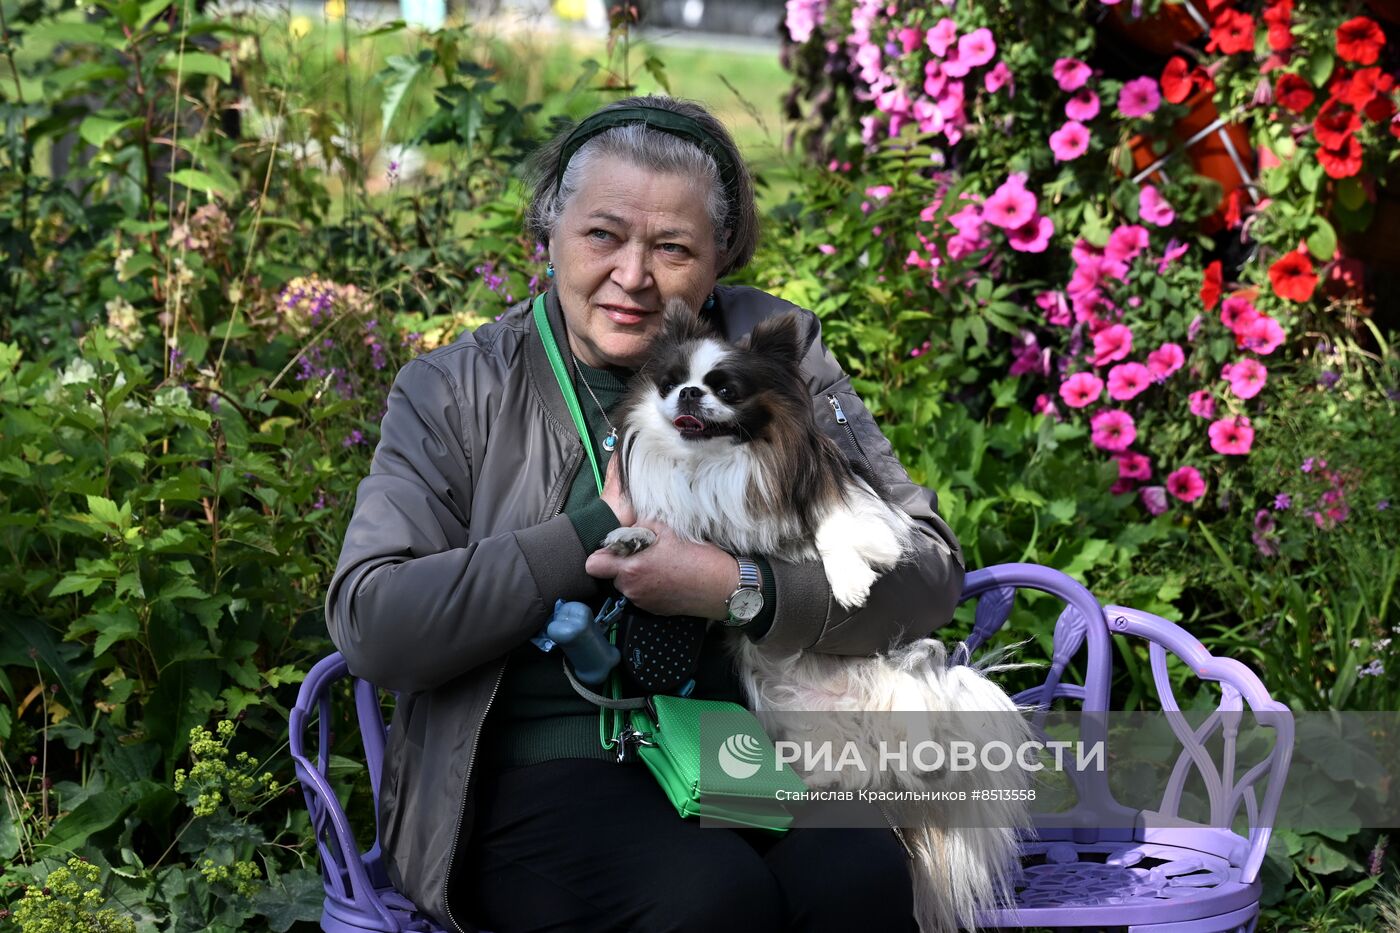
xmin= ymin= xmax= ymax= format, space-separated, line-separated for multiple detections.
xmin=585 ymin=521 xmax=740 ymax=620
xmin=600 ymin=455 xmax=636 ymax=527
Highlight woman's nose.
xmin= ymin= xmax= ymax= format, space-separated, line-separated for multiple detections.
xmin=611 ymin=242 xmax=653 ymax=292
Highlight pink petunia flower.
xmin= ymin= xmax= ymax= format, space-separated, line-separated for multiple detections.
xmin=1242 ymin=315 xmax=1286 ymax=355
xmin=1117 ymin=451 xmax=1152 ymax=480
xmin=1065 ymin=88 xmax=1101 ymax=121
xmin=1049 ymin=121 xmax=1091 ymax=161
xmin=1059 ymin=371 xmax=1104 ymax=408
xmin=1105 ymin=224 xmax=1150 ymax=264
xmin=925 ymin=17 xmax=958 ymax=57
xmin=1140 ymin=485 xmax=1168 ymax=515
xmin=1033 ymin=393 xmax=1059 ymax=419
xmin=1037 ymin=290 xmax=1071 ymax=326
xmin=1007 ymin=214 xmax=1054 ymax=252
xmin=1139 ymin=185 xmax=1176 ymax=226
xmin=1118 ymin=76 xmax=1162 ymax=117
xmin=1091 ymin=323 xmax=1133 ymax=366
xmin=1208 ymin=416 xmax=1255 ymax=455
xmin=1165 ymin=465 xmax=1207 ymax=502
xmin=984 ymin=61 xmax=1013 ymax=94
xmin=1223 ymin=359 xmax=1268 ymax=399
xmin=1147 ymin=343 xmax=1185 ymax=379
xmin=897 ymin=26 xmax=924 ymax=55
xmin=1188 ymin=389 xmax=1216 ymax=418
xmin=1107 ymin=362 xmax=1152 ymax=400
xmin=1220 ymin=295 xmax=1257 ymax=332
xmin=957 ymin=28 xmax=996 ymax=68
xmin=817 ymin=243 xmax=837 ymax=255
xmin=983 ymin=174 xmax=1038 ymax=229
xmin=1009 ymin=331 xmax=1049 ymax=376
xmin=1157 ymin=240 xmax=1190 ymax=273
xmin=1053 ymin=57 xmax=1092 ymax=92
xmin=1090 ymin=409 xmax=1137 ymax=451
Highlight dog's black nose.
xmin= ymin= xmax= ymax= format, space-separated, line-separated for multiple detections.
xmin=678 ymin=386 xmax=704 ymax=401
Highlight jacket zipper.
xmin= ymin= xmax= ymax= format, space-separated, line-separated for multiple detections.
xmin=441 ymin=449 xmax=581 ymax=933
xmin=826 ymin=394 xmax=876 ymax=478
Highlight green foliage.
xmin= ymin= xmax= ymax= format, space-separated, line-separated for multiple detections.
xmin=9 ymin=858 xmax=136 ymax=933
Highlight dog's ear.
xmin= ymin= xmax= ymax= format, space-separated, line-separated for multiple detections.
xmin=743 ymin=312 xmax=803 ymax=367
xmin=661 ymin=297 xmax=716 ymax=345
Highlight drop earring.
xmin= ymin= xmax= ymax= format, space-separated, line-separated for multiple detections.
xmin=702 ymin=293 xmax=716 ymax=311
xmin=546 ymin=261 xmax=555 ymax=278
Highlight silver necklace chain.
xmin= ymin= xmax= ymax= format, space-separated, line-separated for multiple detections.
xmin=572 ymin=356 xmax=620 ymax=452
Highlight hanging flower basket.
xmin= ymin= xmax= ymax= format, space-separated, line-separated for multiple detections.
xmin=1105 ymin=0 xmax=1216 ymax=57
xmin=1127 ymin=88 xmax=1254 ymax=231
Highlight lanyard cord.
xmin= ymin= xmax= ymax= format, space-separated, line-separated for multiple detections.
xmin=532 ymin=294 xmax=605 ymax=496
xmin=532 ymin=293 xmax=625 ymax=746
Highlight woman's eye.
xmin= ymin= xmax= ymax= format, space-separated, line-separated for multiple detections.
xmin=659 ymin=243 xmax=688 ymax=255
xmin=589 ymin=229 xmax=613 ymax=241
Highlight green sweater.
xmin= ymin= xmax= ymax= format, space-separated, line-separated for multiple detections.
xmin=483 ymin=357 xmax=777 ymax=770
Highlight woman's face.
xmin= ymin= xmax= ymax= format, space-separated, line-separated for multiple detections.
xmin=549 ymin=159 xmax=721 ymax=369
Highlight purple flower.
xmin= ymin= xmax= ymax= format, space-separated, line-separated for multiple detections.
xmin=1380 ymin=500 xmax=1391 ymax=511
xmin=342 ymin=429 xmax=365 ymax=448
xmin=1274 ymin=493 xmax=1292 ymax=510
xmin=1254 ymin=509 xmax=1276 ymax=533
xmin=1140 ymin=485 xmax=1168 ymax=515
xmin=1318 ymin=370 xmax=1340 ymax=389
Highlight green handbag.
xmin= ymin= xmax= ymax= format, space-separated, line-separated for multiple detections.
xmin=630 ymin=695 xmax=811 ymax=832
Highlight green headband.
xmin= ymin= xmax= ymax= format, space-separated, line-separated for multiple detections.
xmin=554 ymin=106 xmax=743 ymax=235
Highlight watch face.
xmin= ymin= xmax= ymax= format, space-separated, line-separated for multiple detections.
xmin=728 ymin=588 xmax=764 ymax=622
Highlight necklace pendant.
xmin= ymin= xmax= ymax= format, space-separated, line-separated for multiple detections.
xmin=603 ymin=429 xmax=618 ymax=452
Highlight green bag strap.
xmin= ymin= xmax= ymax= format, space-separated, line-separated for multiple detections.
xmin=531 ymin=293 xmax=625 ymax=747
xmin=532 ymin=294 xmax=604 ymax=496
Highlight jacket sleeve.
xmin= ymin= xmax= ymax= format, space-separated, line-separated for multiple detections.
xmin=750 ymin=311 xmax=966 ymax=656
xmin=324 ymin=356 xmax=602 ymax=693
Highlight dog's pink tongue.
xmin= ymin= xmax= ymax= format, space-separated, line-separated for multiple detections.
xmin=673 ymin=415 xmax=705 ymax=434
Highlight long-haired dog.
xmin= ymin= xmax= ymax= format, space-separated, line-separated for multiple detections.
xmin=601 ymin=300 xmax=1033 ymax=932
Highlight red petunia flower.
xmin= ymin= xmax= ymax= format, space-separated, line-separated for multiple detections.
xmin=1336 ymin=16 xmax=1386 ymax=66
xmin=1314 ymin=99 xmax=1361 ymax=149
xmin=1201 ymin=260 xmax=1223 ymax=310
xmin=1274 ymin=73 xmax=1315 ymax=113
xmin=1365 ymin=91 xmax=1396 ymax=125
xmin=1318 ymin=135 xmax=1364 ymax=179
xmin=1340 ymin=67 xmax=1397 ymax=113
xmin=1269 ymin=250 xmax=1318 ymax=302
xmin=1223 ymin=188 xmax=1249 ymax=230
xmin=1161 ymin=57 xmax=1195 ymax=105
xmin=1208 ymin=9 xmax=1256 ymax=55
xmin=1263 ymin=0 xmax=1294 ymax=52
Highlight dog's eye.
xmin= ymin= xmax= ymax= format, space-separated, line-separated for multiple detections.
xmin=716 ymin=387 xmax=735 ymax=401
xmin=660 ymin=382 xmax=677 ymax=396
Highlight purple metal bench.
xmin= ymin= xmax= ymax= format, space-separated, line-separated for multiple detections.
xmin=290 ymin=562 xmax=1294 ymax=932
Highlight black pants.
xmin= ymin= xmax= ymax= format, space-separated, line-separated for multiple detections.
xmin=457 ymin=758 xmax=915 ymax=933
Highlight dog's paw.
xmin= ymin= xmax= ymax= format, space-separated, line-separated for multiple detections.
xmin=602 ymin=527 xmax=657 ymax=556
xmin=824 ymin=553 xmax=878 ymax=609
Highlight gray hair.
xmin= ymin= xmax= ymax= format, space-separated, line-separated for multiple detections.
xmin=524 ymin=96 xmax=759 ymax=277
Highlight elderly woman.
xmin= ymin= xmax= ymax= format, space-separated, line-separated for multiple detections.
xmin=327 ymin=95 xmax=965 ymax=932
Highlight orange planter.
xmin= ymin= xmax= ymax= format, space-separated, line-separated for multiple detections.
xmin=1105 ymin=0 xmax=1215 ymax=57
xmin=1128 ymin=89 xmax=1253 ymax=232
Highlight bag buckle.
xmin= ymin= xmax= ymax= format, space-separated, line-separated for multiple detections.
xmin=614 ymin=724 xmax=655 ymax=764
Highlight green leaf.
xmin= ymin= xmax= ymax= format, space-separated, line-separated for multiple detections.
xmin=136 ymin=0 xmax=173 ymax=29
xmin=642 ymin=54 xmax=671 ymax=94
xmin=86 ymin=494 xmax=126 ymax=529
xmin=93 ymin=613 xmax=141 ymax=659
xmin=1306 ymin=217 xmax=1337 ymax=261
xmin=39 ymin=781 xmax=162 ymax=855
xmin=50 ymin=574 xmax=101 ymax=597
xmin=29 ymin=20 xmax=112 ymax=45
xmin=377 ymin=53 xmax=426 ymax=140
xmin=1308 ymin=48 xmax=1334 ymax=89
xmin=160 ymin=50 xmax=230 ymax=84
xmin=79 ymin=114 xmax=139 ymax=148
xmin=167 ymin=168 xmax=236 ymax=201
xmin=252 ymin=869 xmax=327 ymax=932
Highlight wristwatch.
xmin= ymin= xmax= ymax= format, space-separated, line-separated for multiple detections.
xmin=724 ymin=556 xmax=764 ymax=626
